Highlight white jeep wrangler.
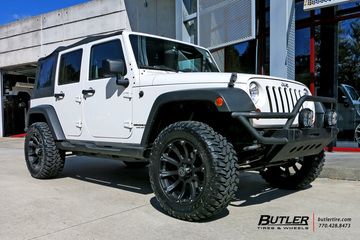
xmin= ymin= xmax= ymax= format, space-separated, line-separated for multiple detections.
xmin=25 ymin=31 xmax=338 ymax=221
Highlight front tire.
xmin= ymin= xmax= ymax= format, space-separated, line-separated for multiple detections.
xmin=24 ymin=122 xmax=65 ymax=179
xmin=149 ymin=121 xmax=239 ymax=221
xmin=260 ymin=151 xmax=325 ymax=189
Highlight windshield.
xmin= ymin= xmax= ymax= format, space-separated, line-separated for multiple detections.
xmin=129 ymin=35 xmax=219 ymax=72
xmin=345 ymin=85 xmax=360 ymax=101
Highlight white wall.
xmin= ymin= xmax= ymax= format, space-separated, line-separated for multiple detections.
xmin=0 ymin=0 xmax=129 ymax=68
xmin=0 ymin=71 xmax=3 ymax=137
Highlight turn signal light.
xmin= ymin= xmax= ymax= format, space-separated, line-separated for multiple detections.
xmin=215 ymin=97 xmax=224 ymax=107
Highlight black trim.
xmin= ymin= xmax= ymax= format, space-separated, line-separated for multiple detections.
xmin=50 ymin=31 xmax=123 ymax=57
xmin=26 ymin=105 xmax=66 ymax=141
xmin=58 ymin=140 xmax=145 ymax=160
xmin=231 ymin=95 xmax=337 ymax=145
xmin=141 ymin=88 xmax=256 ymax=146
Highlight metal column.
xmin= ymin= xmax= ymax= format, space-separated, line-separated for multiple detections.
xmin=270 ymin=0 xmax=295 ymax=80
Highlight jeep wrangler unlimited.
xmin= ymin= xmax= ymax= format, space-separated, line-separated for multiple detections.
xmin=25 ymin=31 xmax=338 ymax=221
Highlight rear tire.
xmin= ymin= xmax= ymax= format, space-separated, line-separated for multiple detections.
xmin=149 ymin=121 xmax=239 ymax=221
xmin=24 ymin=122 xmax=65 ymax=179
xmin=260 ymin=151 xmax=325 ymax=189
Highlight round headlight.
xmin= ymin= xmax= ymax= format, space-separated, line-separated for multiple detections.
xmin=299 ymin=108 xmax=314 ymax=128
xmin=249 ymin=82 xmax=260 ymax=104
xmin=325 ymin=110 xmax=337 ymax=127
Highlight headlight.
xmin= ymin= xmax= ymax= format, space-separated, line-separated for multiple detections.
xmin=324 ymin=110 xmax=337 ymax=126
xmin=249 ymin=82 xmax=260 ymax=104
xmin=299 ymin=108 xmax=314 ymax=128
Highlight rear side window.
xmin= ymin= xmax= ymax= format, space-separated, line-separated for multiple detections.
xmin=37 ymin=57 xmax=55 ymax=89
xmin=89 ymin=40 xmax=126 ymax=80
xmin=59 ymin=49 xmax=83 ymax=85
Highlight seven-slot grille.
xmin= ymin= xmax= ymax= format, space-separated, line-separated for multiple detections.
xmin=265 ymin=86 xmax=304 ymax=113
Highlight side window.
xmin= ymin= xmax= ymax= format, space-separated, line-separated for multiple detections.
xmin=37 ymin=57 xmax=55 ymax=89
xmin=89 ymin=40 xmax=126 ymax=80
xmin=59 ymin=49 xmax=83 ymax=85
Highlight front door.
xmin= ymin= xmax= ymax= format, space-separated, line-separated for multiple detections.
xmin=82 ymin=38 xmax=133 ymax=140
xmin=53 ymin=48 xmax=84 ymax=138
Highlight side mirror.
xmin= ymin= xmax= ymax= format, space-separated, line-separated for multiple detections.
xmin=103 ymin=59 xmax=126 ymax=77
xmin=342 ymin=95 xmax=350 ymax=107
xmin=103 ymin=59 xmax=129 ymax=87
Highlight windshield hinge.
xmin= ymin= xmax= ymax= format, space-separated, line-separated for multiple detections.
xmin=228 ymin=73 xmax=237 ymax=88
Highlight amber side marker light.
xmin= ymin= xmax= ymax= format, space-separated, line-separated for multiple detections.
xmin=215 ymin=97 xmax=224 ymax=107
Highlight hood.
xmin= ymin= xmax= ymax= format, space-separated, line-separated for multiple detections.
xmin=139 ymin=70 xmax=306 ymax=88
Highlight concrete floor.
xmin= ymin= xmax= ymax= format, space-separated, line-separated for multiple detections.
xmin=0 ymin=138 xmax=359 ymax=240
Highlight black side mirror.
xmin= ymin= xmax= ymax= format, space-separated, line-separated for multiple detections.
xmin=103 ymin=59 xmax=129 ymax=87
xmin=103 ymin=59 xmax=126 ymax=76
xmin=342 ymin=95 xmax=350 ymax=107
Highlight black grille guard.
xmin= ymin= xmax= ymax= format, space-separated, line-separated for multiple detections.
xmin=231 ymin=95 xmax=337 ymax=145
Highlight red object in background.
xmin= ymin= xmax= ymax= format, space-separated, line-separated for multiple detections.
xmin=9 ymin=133 xmax=26 ymax=138
xmin=325 ymin=147 xmax=360 ymax=152
xmin=309 ymin=11 xmax=316 ymax=95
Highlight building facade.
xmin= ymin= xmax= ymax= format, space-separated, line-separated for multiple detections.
xmin=0 ymin=0 xmax=359 ymax=147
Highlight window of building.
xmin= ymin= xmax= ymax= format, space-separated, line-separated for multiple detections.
xmin=89 ymin=40 xmax=125 ymax=80
xmin=183 ymin=0 xmax=197 ymax=15
xmin=37 ymin=57 xmax=55 ymax=89
xmin=224 ymin=41 xmax=256 ymax=74
xmin=58 ymin=49 xmax=82 ymax=85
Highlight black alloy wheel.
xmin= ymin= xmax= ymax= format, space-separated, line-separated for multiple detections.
xmin=159 ymin=139 xmax=205 ymax=204
xmin=27 ymin=131 xmax=44 ymax=172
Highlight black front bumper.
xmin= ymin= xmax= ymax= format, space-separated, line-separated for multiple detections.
xmin=232 ymin=95 xmax=339 ymax=163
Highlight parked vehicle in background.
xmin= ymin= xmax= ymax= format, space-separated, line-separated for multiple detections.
xmin=337 ymin=84 xmax=360 ymax=144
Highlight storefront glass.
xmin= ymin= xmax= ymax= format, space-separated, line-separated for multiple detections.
xmin=295 ymin=1 xmax=360 ymax=148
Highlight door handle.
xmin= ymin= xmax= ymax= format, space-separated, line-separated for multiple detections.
xmin=54 ymin=92 xmax=65 ymax=99
xmin=82 ymin=89 xmax=95 ymax=95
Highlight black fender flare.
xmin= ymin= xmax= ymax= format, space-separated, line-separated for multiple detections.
xmin=26 ymin=105 xmax=65 ymax=141
xmin=140 ymin=87 xmax=256 ymax=146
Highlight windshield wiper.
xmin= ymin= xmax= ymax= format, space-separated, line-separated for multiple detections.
xmin=140 ymin=65 xmax=178 ymax=72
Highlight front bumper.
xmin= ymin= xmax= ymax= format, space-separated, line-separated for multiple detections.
xmin=232 ymin=95 xmax=339 ymax=162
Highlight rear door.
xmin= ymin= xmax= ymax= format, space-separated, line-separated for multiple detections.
xmin=53 ymin=48 xmax=84 ymax=138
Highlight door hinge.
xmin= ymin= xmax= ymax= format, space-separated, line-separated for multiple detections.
xmin=76 ymin=121 xmax=83 ymax=129
xmin=124 ymin=121 xmax=133 ymax=129
xmin=75 ymin=96 xmax=82 ymax=104
xmin=123 ymin=91 xmax=132 ymax=100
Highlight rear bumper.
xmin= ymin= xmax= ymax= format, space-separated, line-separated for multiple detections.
xmin=232 ymin=95 xmax=339 ymax=162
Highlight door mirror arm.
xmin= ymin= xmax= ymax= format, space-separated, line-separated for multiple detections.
xmin=116 ymin=77 xmax=130 ymax=88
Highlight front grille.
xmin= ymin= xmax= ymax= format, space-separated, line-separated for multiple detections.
xmin=266 ymin=86 xmax=303 ymax=113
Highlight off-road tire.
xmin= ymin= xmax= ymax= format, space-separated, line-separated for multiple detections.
xmin=25 ymin=122 xmax=65 ymax=179
xmin=260 ymin=151 xmax=325 ymax=189
xmin=124 ymin=161 xmax=148 ymax=168
xmin=149 ymin=121 xmax=239 ymax=221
